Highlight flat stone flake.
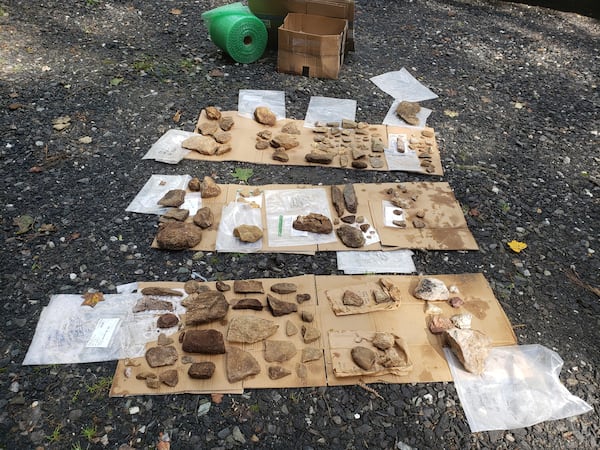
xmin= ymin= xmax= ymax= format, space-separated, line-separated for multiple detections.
xmin=226 ymin=346 xmax=261 ymax=383
xmin=145 ymin=345 xmax=178 ymax=368
xmin=233 ymin=280 xmax=264 ymax=294
xmin=181 ymin=291 xmax=229 ymax=325
xmin=270 ymin=282 xmax=298 ymax=294
xmin=301 ymin=347 xmax=322 ymax=363
xmin=342 ymin=184 xmax=358 ymax=213
xmin=159 ymin=369 xmax=179 ymax=387
xmin=227 ymin=316 xmax=279 ymax=344
xmin=267 ymin=294 xmax=298 ymax=317
xmin=263 ymin=340 xmax=297 ymax=363
xmin=268 ymin=365 xmax=292 ymax=380
xmin=182 ymin=329 xmax=226 ymax=354
xmin=331 ymin=185 xmax=345 ymax=217
xmin=188 ymin=361 xmax=216 ymax=379
xmin=301 ymin=325 xmax=321 ymax=344
xmin=157 ymin=189 xmax=186 ymax=207
xmin=414 ymin=277 xmax=450 ymax=301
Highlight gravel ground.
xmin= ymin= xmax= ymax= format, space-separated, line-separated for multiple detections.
xmin=1 ymin=0 xmax=599 ymax=449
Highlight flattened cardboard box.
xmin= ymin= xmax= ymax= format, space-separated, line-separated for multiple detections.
xmin=150 ymin=182 xmax=478 ymax=252
xmin=110 ymin=273 xmax=517 ymax=396
xmin=188 ymin=110 xmax=443 ymax=175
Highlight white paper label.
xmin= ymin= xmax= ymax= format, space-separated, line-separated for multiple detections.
xmin=86 ymin=318 xmax=120 ymax=348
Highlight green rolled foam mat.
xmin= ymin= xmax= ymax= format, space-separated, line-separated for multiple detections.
xmin=201 ymin=2 xmax=267 ymax=64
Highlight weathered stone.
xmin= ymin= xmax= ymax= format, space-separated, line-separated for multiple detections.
xmin=232 ymin=298 xmax=263 ymax=311
xmin=198 ymin=121 xmax=218 ymax=136
xmin=254 ymin=106 xmax=276 ymax=126
xmin=301 ymin=325 xmax=321 ymax=344
xmin=296 ymin=293 xmax=311 ymax=303
xmin=449 ymin=296 xmax=464 ymax=308
xmin=372 ymin=332 xmax=395 ymax=351
xmin=205 ymin=106 xmax=221 ymax=120
xmin=271 ymin=134 xmax=299 ymax=149
xmin=182 ymin=135 xmax=218 ymax=155
xmin=336 ymin=224 xmax=365 ymax=248
xmin=227 ymin=316 xmax=278 ymax=343
xmin=216 ymin=144 xmax=232 ymax=156
xmin=371 ymin=137 xmax=385 ymax=153
xmin=281 ymin=121 xmax=301 ymax=134
xmin=285 ymin=320 xmax=298 ymax=336
xmin=257 ymin=130 xmax=272 ymax=140
xmin=370 ymin=156 xmax=385 ymax=168
xmin=414 ymin=277 xmax=450 ymax=301
xmin=271 ymin=282 xmax=297 ymax=294
xmin=264 ymin=340 xmax=297 ymax=362
xmin=451 ymin=313 xmax=472 ymax=330
xmin=272 ymin=150 xmax=289 ymax=162
xmin=341 ymin=119 xmax=357 ymax=129
xmin=428 ymin=315 xmax=453 ymax=334
xmin=421 ymin=129 xmax=434 ymax=138
xmin=255 ymin=139 xmax=270 ymax=150
xmin=293 ymin=213 xmax=333 ymax=234
xmin=392 ymin=219 xmax=406 ymax=228
xmin=425 ymin=302 xmax=443 ymax=315
xmin=184 ymin=280 xmax=209 ymax=294
xmin=159 ymin=369 xmax=179 ymax=387
xmin=146 ymin=378 xmax=160 ymax=389
xmin=233 ymin=225 xmax=263 ymax=243
xmin=156 ymin=222 xmax=203 ymax=250
xmin=200 ymin=176 xmax=221 ymax=198
xmin=188 ymin=362 xmax=216 ymax=379
xmin=141 ymin=287 xmax=183 ymax=297
xmin=342 ymin=290 xmax=364 ymax=306
xmin=301 ymin=311 xmax=314 ymax=322
xmin=379 ymin=278 xmax=403 ymax=303
xmin=380 ymin=347 xmax=406 ymax=368
xmin=352 ymin=160 xmax=368 ymax=169
xmin=305 ymin=152 xmax=334 ymax=164
xmin=213 ymin=130 xmax=231 ymax=144
xmin=188 ymin=177 xmax=202 ymax=191
xmin=339 ymin=154 xmax=349 ymax=167
xmin=157 ymin=189 xmax=186 ymax=207
xmin=234 ymin=280 xmax=264 ymax=293
xmin=192 ymin=207 xmax=214 ymax=229
xmin=372 ymin=288 xmax=392 ymax=304
xmin=219 ymin=116 xmax=234 ymax=131
xmin=133 ymin=296 xmax=174 ymax=313
xmin=226 ymin=346 xmax=261 ymax=382
xmin=413 ymin=219 xmax=426 ymax=228
xmin=216 ymin=281 xmax=231 ymax=292
xmin=145 ymin=346 xmax=178 ymax=368
xmin=181 ymin=355 xmax=195 ymax=364
xmin=301 ymin=347 xmax=322 ymax=363
xmin=343 ymin=184 xmax=358 ymax=213
xmin=182 ymin=329 xmax=226 ymax=354
xmin=445 ymin=328 xmax=491 ymax=375
xmin=157 ymin=313 xmax=179 ymax=328
xmin=416 ymin=210 xmax=426 ymax=219
xmin=331 ymin=185 xmax=345 ymax=216
xmin=136 ymin=371 xmax=157 ymax=380
xmin=351 ymin=346 xmax=377 ymax=370
xmin=396 ymin=101 xmax=421 ymax=125
xmin=157 ymin=333 xmax=174 ymax=346
xmin=351 ymin=147 xmax=368 ymax=160
xmin=161 ymin=208 xmax=189 ymax=222
xmin=340 ymin=215 xmax=355 ymax=224
xmin=268 ymin=366 xmax=291 ymax=380
xmin=267 ymin=294 xmax=298 ymax=316
xmin=181 ymin=291 xmax=229 ymax=325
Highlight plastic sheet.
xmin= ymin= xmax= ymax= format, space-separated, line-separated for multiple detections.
xmin=142 ymin=129 xmax=194 ymax=164
xmin=304 ymin=96 xmax=357 ymax=128
xmin=201 ymin=3 xmax=267 ymax=64
xmin=215 ymin=201 xmax=263 ymax=253
xmin=336 ymin=250 xmax=416 ymax=274
xmin=382 ymin=99 xmax=433 ymax=127
xmin=370 ymin=68 xmax=438 ymax=101
xmin=445 ymin=344 xmax=593 ymax=432
xmin=126 ymin=174 xmax=193 ymax=215
xmin=238 ymin=89 xmax=286 ymax=120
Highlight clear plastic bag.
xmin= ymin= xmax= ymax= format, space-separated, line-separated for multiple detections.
xmin=304 ymin=96 xmax=357 ymax=128
xmin=125 ymin=174 xmax=192 ymax=215
xmin=215 ymin=201 xmax=263 ymax=253
xmin=238 ymin=89 xmax=286 ymax=120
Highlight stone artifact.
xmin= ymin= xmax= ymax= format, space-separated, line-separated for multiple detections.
xmin=145 ymin=345 xmax=178 ymax=368
xmin=181 ymin=291 xmax=229 ymax=325
xmin=301 ymin=347 xmax=322 ymax=363
xmin=396 ymin=101 xmax=421 ymax=125
xmin=341 ymin=119 xmax=357 ymax=129
xmin=351 ymin=147 xmax=368 ymax=160
xmin=257 ymin=130 xmax=272 ymax=140
xmin=226 ymin=346 xmax=261 ymax=382
xmin=141 ymin=287 xmax=183 ymax=297
xmin=296 ymin=293 xmax=311 ymax=303
xmin=264 ymin=340 xmax=297 ymax=362
xmin=188 ymin=177 xmax=201 ymax=191
xmin=451 ymin=313 xmax=472 ymax=329
xmin=296 ymin=363 xmax=308 ymax=379
xmin=233 ymin=225 xmax=263 ymax=243
xmin=216 ymin=281 xmax=231 ymax=292
xmin=213 ymin=130 xmax=231 ymax=144
xmin=301 ymin=325 xmax=321 ymax=344
xmin=281 ymin=121 xmax=301 ymax=134
xmin=157 ymin=189 xmax=186 ymax=207
xmin=445 ymin=328 xmax=491 ymax=375
xmin=182 ymin=329 xmax=226 ymax=354
xmin=233 ymin=279 xmax=264 ymax=293
xmin=231 ymin=298 xmax=263 ymax=311
xmin=343 ymin=184 xmax=358 ymax=213
xmin=340 ymin=215 xmax=355 ymax=224
xmin=370 ymin=156 xmax=384 ymax=168
xmin=133 ymin=297 xmax=173 ymax=313
xmin=267 ymin=294 xmax=298 ymax=316
xmin=156 ymin=222 xmax=202 ymax=250
xmin=425 ymin=302 xmax=443 ymax=315
xmin=428 ymin=315 xmax=453 ymax=334
xmin=351 ymin=346 xmax=377 ymax=370
xmin=216 ymin=145 xmax=231 ymax=157
xmin=271 ymin=282 xmax=297 ymax=294
xmin=301 ymin=311 xmax=314 ymax=322
xmin=219 ymin=116 xmax=234 ymax=131
xmin=181 ymin=356 xmax=194 ymax=364
xmin=448 ymin=296 xmax=464 ymax=308
xmin=146 ymin=378 xmax=160 ymax=389
xmin=371 ymin=137 xmax=385 ymax=153
xmin=157 ymin=333 xmax=173 ymax=346
xmin=331 ymin=185 xmax=345 ymax=216
xmin=192 ymin=207 xmax=214 ymax=229
xmin=205 ymin=106 xmax=221 ymax=120
xmin=255 ymin=139 xmax=269 ymax=150
xmin=183 ymin=280 xmax=206 ymax=294
xmin=227 ymin=316 xmax=278 ymax=343
xmin=371 ymin=288 xmax=392 ymax=304
xmin=414 ymin=277 xmax=450 ymax=301
xmin=360 ymin=223 xmax=370 ymax=233
xmin=161 ymin=208 xmax=189 ymax=222
xmin=182 ymin=135 xmax=218 ymax=155
xmin=188 ymin=362 xmax=216 ymax=379
xmin=421 ymin=129 xmax=434 ymax=138
xmin=342 ymin=290 xmax=364 ymax=306
xmin=136 ymin=372 xmax=156 ymax=380
xmin=272 ymin=150 xmax=289 ymax=162
xmin=413 ymin=219 xmax=426 ymax=228
xmin=293 ymin=213 xmax=333 ymax=234
xmin=379 ymin=278 xmax=403 ymax=303
xmin=157 ymin=313 xmax=179 ymax=328
xmin=199 ymin=176 xmax=221 ymax=198
xmin=268 ymin=366 xmax=291 ymax=380
xmin=254 ymin=106 xmax=277 ymax=126
xmin=285 ymin=320 xmax=298 ymax=336
xmin=352 ymin=160 xmax=368 ymax=169
xmin=305 ymin=152 xmax=334 ymax=164
xmin=336 ymin=224 xmax=365 ymax=248
xmin=198 ymin=121 xmax=218 ymax=136
xmin=159 ymin=369 xmax=179 ymax=387
xmin=372 ymin=332 xmax=395 ymax=350
xmin=271 ymin=134 xmax=299 ymax=149
xmin=380 ymin=347 xmax=406 ymax=368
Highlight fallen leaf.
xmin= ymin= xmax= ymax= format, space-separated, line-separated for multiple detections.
xmin=209 ymin=68 xmax=224 ymax=77
xmin=29 ymin=166 xmax=44 ymax=173
xmin=170 ymin=8 xmax=182 ymax=15
xmin=110 ymin=77 xmax=123 ymax=86
xmin=172 ymin=110 xmax=182 ymax=123
xmin=211 ymin=393 xmax=224 ymax=404
xmin=13 ymin=215 xmax=34 ymax=234
xmin=52 ymin=115 xmax=71 ymax=131
xmin=443 ymin=109 xmax=459 ymax=118
xmin=81 ymin=292 xmax=104 ymax=307
xmin=38 ymin=223 xmax=57 ymax=233
xmin=8 ymin=103 xmax=23 ymax=110
xmin=514 ymin=102 xmax=524 ymax=109
xmin=78 ymin=136 xmax=92 ymax=144
xmin=232 ymin=168 xmax=253 ymax=183
xmin=507 ymin=240 xmax=527 ymax=253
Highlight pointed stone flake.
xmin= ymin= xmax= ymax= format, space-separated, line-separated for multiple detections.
xmin=226 ymin=346 xmax=261 ymax=383
xmin=227 ymin=316 xmax=278 ymax=344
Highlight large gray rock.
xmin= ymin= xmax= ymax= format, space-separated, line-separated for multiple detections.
xmin=182 ymin=291 xmax=229 ymax=325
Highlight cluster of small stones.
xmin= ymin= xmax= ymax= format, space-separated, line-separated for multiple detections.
xmin=181 ymin=106 xmax=235 ymax=156
xmin=384 ymin=183 xmax=429 ymax=229
xmin=409 ymin=129 xmax=436 ymax=173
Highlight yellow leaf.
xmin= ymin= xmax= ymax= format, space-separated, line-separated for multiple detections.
xmin=81 ymin=292 xmax=104 ymax=307
xmin=170 ymin=8 xmax=182 ymax=15
xmin=514 ymin=102 xmax=524 ymax=109
xmin=507 ymin=240 xmax=527 ymax=253
xmin=443 ymin=109 xmax=459 ymax=118
xmin=172 ymin=110 xmax=182 ymax=123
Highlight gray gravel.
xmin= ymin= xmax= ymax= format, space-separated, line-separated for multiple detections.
xmin=1 ymin=0 xmax=599 ymax=449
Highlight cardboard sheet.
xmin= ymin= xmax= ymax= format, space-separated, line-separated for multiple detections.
xmin=150 ymin=182 xmax=478 ymax=253
xmin=186 ymin=110 xmax=443 ymax=175
xmin=110 ymin=273 xmax=516 ymax=396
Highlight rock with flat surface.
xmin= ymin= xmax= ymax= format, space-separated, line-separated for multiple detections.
xmin=226 ymin=346 xmax=261 ymax=382
xmin=193 ymin=207 xmax=214 ymax=229
xmin=141 ymin=287 xmax=183 ymax=297
xmin=159 ymin=369 xmax=179 ymax=387
xmin=233 ymin=225 xmax=263 ymax=243
xmin=161 ymin=208 xmax=189 ymax=222
xmin=200 ymin=176 xmax=221 ymax=198
xmin=342 ymin=290 xmax=364 ymax=306
xmin=219 ymin=116 xmax=234 ymax=131
xmin=232 ymin=298 xmax=263 ymax=311
xmin=281 ymin=121 xmax=301 ymax=134
xmin=428 ymin=315 xmax=453 ymax=334
xmin=285 ymin=320 xmax=298 ymax=336
xmin=157 ymin=313 xmax=179 ymax=328
xmin=182 ymin=135 xmax=218 ymax=155
xmin=233 ymin=280 xmax=264 ymax=293
xmin=372 ymin=332 xmax=395 ymax=350
xmin=445 ymin=328 xmax=491 ymax=375
xmin=271 ymin=282 xmax=297 ymax=294
xmin=227 ymin=316 xmax=278 ymax=343
xmin=301 ymin=347 xmax=322 ymax=363
xmin=396 ymin=101 xmax=421 ymax=125
xmin=263 ymin=340 xmax=297 ymax=362
xmin=305 ymin=152 xmax=334 ymax=164
xmin=188 ymin=362 xmax=215 ymax=379
xmin=343 ymin=184 xmax=358 ymax=213
xmin=414 ymin=277 xmax=450 ymax=301
xmin=216 ymin=281 xmax=231 ymax=292
xmin=156 ymin=222 xmax=203 ymax=250
xmin=182 ymin=291 xmax=229 ymax=325
xmin=331 ymin=185 xmax=345 ymax=216
xmin=267 ymin=294 xmax=298 ymax=316
xmin=157 ymin=189 xmax=186 ymax=207
xmin=145 ymin=345 xmax=178 ymax=368
xmin=133 ymin=296 xmax=173 ymax=313
xmin=293 ymin=213 xmax=333 ymax=234
xmin=182 ymin=329 xmax=226 ymax=354
xmin=268 ymin=366 xmax=291 ymax=380
xmin=351 ymin=346 xmax=376 ymax=370
xmin=296 ymin=293 xmax=311 ymax=303
xmin=271 ymin=134 xmax=299 ymax=149
xmin=254 ymin=106 xmax=276 ymax=126
xmin=205 ymin=106 xmax=221 ymax=120
xmin=301 ymin=325 xmax=321 ymax=344
xmin=336 ymin=224 xmax=365 ymax=248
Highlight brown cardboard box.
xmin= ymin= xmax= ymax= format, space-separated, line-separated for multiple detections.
xmin=249 ymin=0 xmax=355 ymax=51
xmin=278 ymin=13 xmax=348 ymax=79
